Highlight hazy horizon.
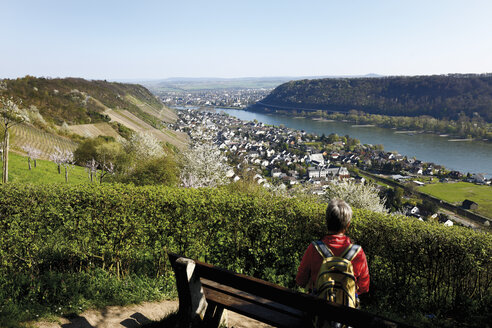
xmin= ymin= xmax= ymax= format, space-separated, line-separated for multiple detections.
xmin=7 ymin=72 xmax=492 ymax=84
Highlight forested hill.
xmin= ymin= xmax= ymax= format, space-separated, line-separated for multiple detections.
xmin=253 ymin=74 xmax=492 ymax=122
xmin=0 ymin=76 xmax=170 ymax=125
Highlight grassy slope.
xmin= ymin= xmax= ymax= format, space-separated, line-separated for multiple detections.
xmin=5 ymin=152 xmax=89 ymax=184
xmin=421 ymin=181 xmax=492 ymax=217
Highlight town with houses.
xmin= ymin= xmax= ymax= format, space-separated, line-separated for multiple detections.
xmin=160 ymin=88 xmax=271 ymax=108
xmin=171 ymin=108 xmax=491 ymax=227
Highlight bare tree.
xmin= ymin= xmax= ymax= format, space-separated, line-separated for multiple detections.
xmin=99 ymin=161 xmax=115 ymax=183
xmin=22 ymin=145 xmax=42 ymax=170
xmin=85 ymin=158 xmax=98 ymax=182
xmin=84 ymin=157 xmax=114 ymax=183
xmin=1 ymin=97 xmax=29 ymax=183
xmin=95 ymin=143 xmax=118 ymax=183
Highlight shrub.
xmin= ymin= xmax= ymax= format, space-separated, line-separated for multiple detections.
xmin=0 ymin=183 xmax=490 ymax=326
xmin=122 ymin=156 xmax=179 ymax=186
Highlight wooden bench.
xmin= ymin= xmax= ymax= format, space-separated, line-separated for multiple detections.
xmin=168 ymin=253 xmax=414 ymax=328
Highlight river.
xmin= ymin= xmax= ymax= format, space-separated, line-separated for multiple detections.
xmin=212 ymin=108 xmax=492 ymax=178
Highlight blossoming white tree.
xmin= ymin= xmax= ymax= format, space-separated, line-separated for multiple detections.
xmin=50 ymin=146 xmax=74 ymax=183
xmin=280 ymin=179 xmax=387 ymax=214
xmin=124 ymin=132 xmax=164 ymax=160
xmin=49 ymin=147 xmax=64 ymax=174
xmin=21 ymin=145 xmax=42 ymax=170
xmin=324 ymin=180 xmax=388 ymax=213
xmin=180 ymin=142 xmax=231 ymax=188
xmin=1 ymin=97 xmax=29 ymax=183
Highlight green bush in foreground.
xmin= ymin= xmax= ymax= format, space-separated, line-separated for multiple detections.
xmin=0 ymin=183 xmax=490 ymax=327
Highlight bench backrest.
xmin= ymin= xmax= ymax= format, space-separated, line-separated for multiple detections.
xmin=168 ymin=253 xmax=413 ymax=328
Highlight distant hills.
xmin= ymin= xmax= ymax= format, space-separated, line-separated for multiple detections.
xmin=252 ymin=74 xmax=492 ymax=122
xmin=139 ymin=75 xmax=383 ymax=92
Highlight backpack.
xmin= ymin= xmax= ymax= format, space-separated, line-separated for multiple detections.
xmin=311 ymin=240 xmax=361 ymax=308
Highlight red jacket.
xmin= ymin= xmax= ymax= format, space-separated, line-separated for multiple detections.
xmin=296 ymin=234 xmax=370 ymax=294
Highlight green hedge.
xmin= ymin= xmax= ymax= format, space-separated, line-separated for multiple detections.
xmin=0 ymin=183 xmax=490 ymax=325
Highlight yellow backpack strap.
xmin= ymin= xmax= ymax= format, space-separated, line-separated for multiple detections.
xmin=311 ymin=240 xmax=333 ymax=259
xmin=341 ymin=244 xmax=361 ymax=261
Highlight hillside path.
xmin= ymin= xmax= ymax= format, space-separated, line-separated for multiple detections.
xmin=32 ymin=300 xmax=271 ymax=328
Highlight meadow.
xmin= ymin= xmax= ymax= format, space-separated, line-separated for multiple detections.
xmin=4 ymin=152 xmax=90 ymax=184
xmin=421 ymin=181 xmax=492 ymax=218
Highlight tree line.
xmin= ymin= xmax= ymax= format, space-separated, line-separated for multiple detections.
xmin=271 ymin=109 xmax=492 ymax=140
xmin=257 ymin=74 xmax=492 ymax=122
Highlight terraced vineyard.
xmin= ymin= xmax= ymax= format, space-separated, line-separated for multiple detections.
xmin=105 ymin=109 xmax=188 ymax=149
xmin=67 ymin=122 xmax=121 ymax=139
xmin=11 ymin=124 xmax=78 ymax=158
xmin=125 ymin=94 xmax=177 ymax=123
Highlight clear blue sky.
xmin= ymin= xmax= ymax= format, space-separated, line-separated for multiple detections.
xmin=1 ymin=0 xmax=491 ymax=80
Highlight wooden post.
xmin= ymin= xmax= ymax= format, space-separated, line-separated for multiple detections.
xmin=203 ymin=300 xmax=227 ymax=328
xmin=172 ymin=257 xmax=208 ymax=328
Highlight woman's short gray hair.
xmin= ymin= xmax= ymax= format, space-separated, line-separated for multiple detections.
xmin=326 ymin=198 xmax=353 ymax=233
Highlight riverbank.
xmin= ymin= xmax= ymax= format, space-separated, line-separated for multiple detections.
xmin=308 ymin=116 xmax=489 ymax=143
xmin=213 ymin=107 xmax=492 ymax=178
xmin=189 ymin=105 xmax=491 ymax=143
xmin=352 ymin=124 xmax=376 ymax=127
xmin=448 ymin=138 xmax=474 ymax=142
xmin=245 ymin=105 xmax=492 ymax=143
xmin=312 ymin=118 xmax=334 ymax=122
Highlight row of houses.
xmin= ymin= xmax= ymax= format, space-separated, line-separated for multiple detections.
xmin=174 ymin=110 xmax=353 ymax=187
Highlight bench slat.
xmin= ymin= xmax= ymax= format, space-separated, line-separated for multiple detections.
xmin=203 ymin=285 xmax=305 ymax=328
xmin=201 ymin=278 xmax=305 ymax=319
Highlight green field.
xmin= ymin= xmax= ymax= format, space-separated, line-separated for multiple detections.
xmin=149 ymin=80 xmax=284 ymax=92
xmin=4 ymin=152 xmax=91 ymax=184
xmin=421 ymin=181 xmax=492 ymax=217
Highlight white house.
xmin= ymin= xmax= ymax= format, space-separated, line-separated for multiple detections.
xmin=309 ymin=153 xmax=325 ymax=166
